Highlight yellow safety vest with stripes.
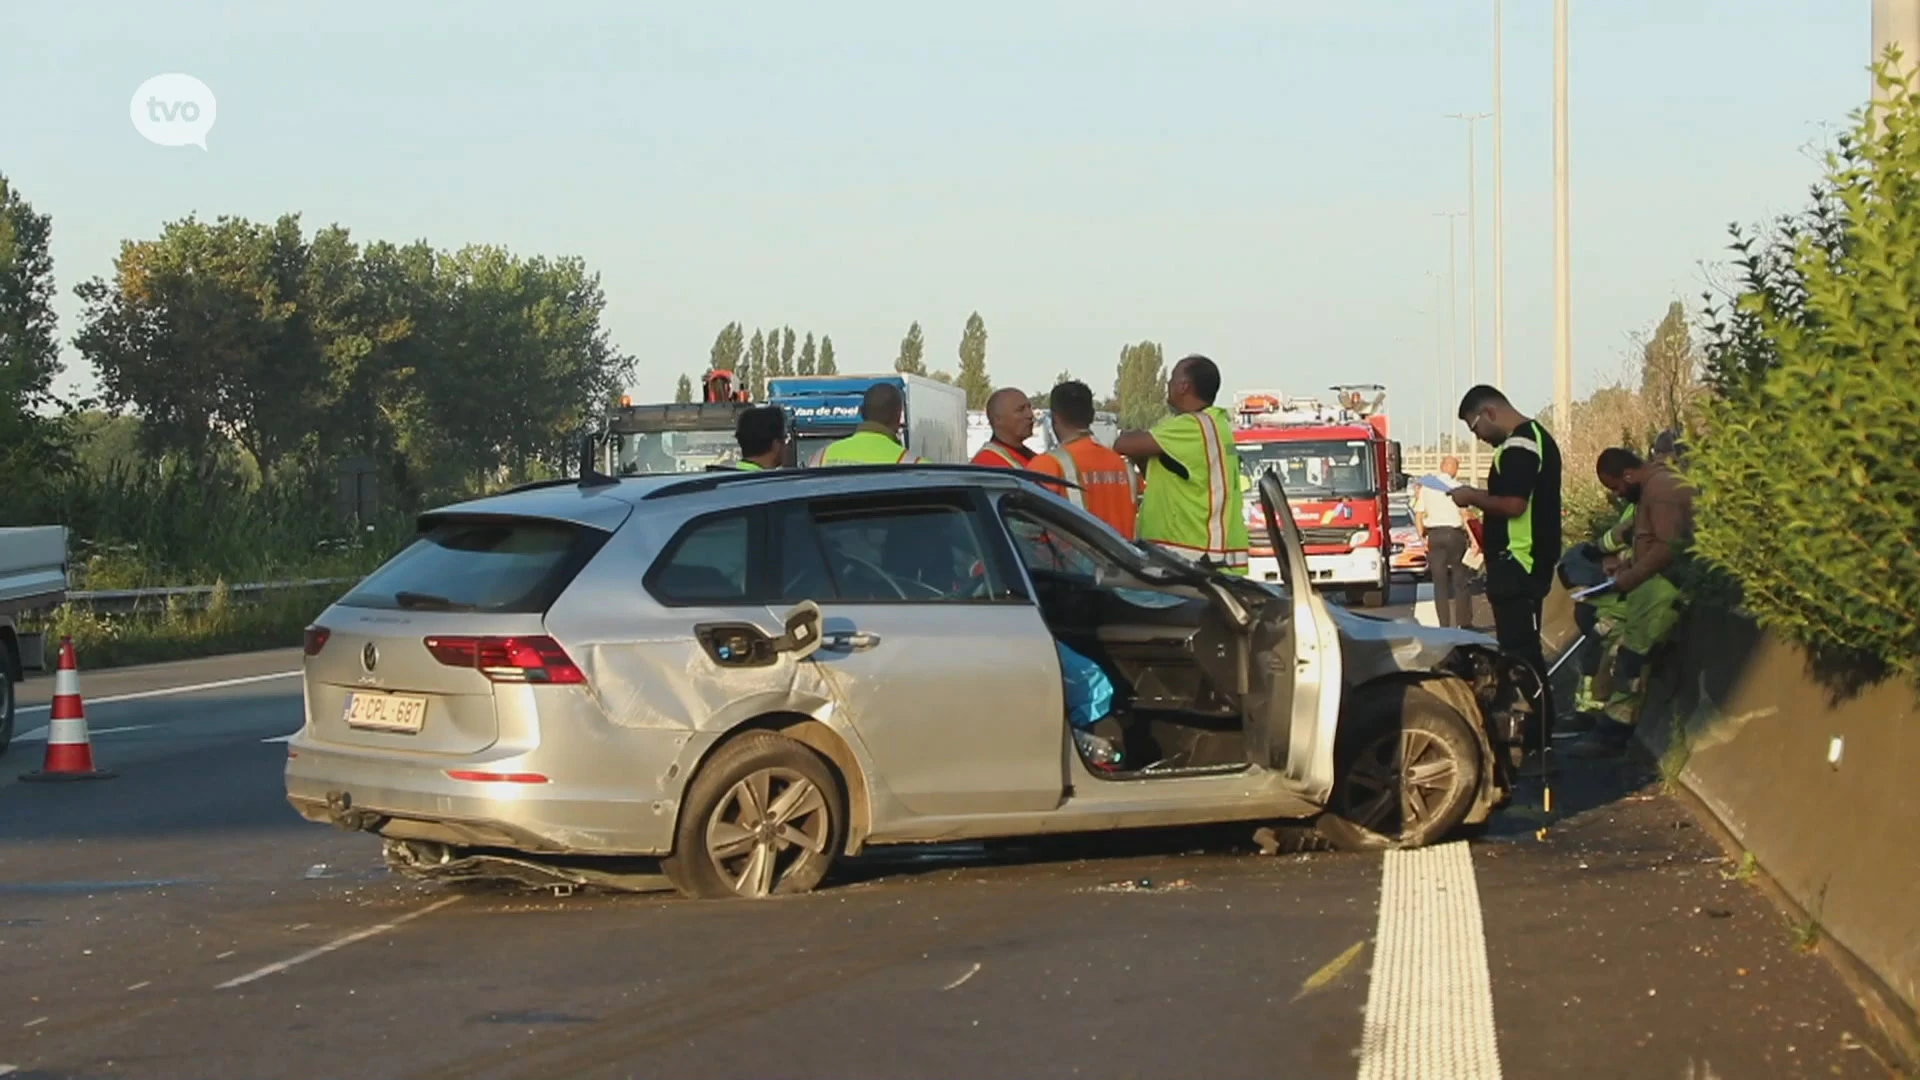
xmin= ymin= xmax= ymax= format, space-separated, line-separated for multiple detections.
xmin=1134 ymin=407 xmax=1250 ymax=574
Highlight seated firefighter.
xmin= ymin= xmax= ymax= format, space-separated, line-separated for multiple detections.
xmin=1562 ymin=444 xmax=1695 ymax=759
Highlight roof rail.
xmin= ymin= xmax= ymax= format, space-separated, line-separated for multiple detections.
xmin=642 ymin=462 xmax=1082 ymax=500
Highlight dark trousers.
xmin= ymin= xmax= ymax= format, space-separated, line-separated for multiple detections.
xmin=1487 ymin=551 xmax=1555 ymax=748
xmin=1425 ymin=526 xmax=1474 ymax=628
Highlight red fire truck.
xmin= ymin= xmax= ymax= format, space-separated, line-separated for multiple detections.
xmin=1232 ymin=384 xmax=1405 ymax=607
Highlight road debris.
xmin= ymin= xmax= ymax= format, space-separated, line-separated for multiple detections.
xmin=942 ymin=962 xmax=982 ymax=991
xmin=1092 ymin=877 xmax=1195 ymax=893
xmin=1293 ymin=940 xmax=1367 ymax=1002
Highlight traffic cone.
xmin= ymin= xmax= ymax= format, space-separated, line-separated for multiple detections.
xmin=20 ymin=636 xmax=115 ymax=782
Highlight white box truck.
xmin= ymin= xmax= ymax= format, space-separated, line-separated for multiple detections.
xmin=768 ymin=374 xmax=968 ymax=466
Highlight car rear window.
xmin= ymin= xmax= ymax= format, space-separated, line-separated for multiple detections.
xmin=339 ymin=517 xmax=609 ymax=614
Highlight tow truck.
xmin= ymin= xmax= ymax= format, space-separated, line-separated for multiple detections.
xmin=598 ymin=370 xmax=754 ymax=475
xmin=1233 ymin=384 xmax=1405 ymax=607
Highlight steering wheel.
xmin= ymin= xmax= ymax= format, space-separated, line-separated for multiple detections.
xmin=834 ymin=554 xmax=906 ymax=599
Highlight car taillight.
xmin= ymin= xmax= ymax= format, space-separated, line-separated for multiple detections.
xmin=303 ymin=626 xmax=331 ymax=656
xmin=423 ymin=635 xmax=585 ymax=684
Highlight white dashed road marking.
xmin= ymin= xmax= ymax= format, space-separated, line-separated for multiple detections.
xmin=15 ymin=670 xmax=302 ymax=716
xmin=1357 ymin=841 xmax=1504 ymax=1079
xmin=214 ymin=896 xmax=462 ymax=990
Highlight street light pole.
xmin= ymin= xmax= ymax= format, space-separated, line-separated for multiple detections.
xmin=1492 ymin=0 xmax=1506 ymax=388
xmin=1446 ymin=112 xmax=1490 ymax=479
xmin=1435 ymin=211 xmax=1465 ymax=462
xmin=1552 ymin=0 xmax=1572 ymax=441
xmin=1872 ymin=0 xmax=1920 ymax=102
xmin=1430 ymin=271 xmax=1446 ymax=455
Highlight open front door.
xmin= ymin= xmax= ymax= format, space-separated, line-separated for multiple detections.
xmin=1244 ymin=470 xmax=1345 ymax=801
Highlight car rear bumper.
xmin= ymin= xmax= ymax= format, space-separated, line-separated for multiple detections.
xmin=283 ymin=732 xmax=711 ymax=857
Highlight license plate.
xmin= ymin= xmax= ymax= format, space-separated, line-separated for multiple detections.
xmin=343 ymin=692 xmax=427 ymax=733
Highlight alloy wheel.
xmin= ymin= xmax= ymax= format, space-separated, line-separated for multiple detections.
xmin=1338 ymin=728 xmax=1463 ymax=838
xmin=703 ymin=767 xmax=832 ymax=897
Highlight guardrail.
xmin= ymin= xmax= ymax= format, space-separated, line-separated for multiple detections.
xmin=63 ymin=577 xmax=362 ymax=615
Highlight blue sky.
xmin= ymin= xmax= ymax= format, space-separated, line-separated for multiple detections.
xmin=1 ymin=0 xmax=1869 ymax=444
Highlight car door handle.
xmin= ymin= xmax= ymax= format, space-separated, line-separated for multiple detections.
xmin=821 ymin=630 xmax=882 ymax=652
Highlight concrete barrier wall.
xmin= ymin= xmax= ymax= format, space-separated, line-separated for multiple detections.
xmin=1621 ymin=601 xmax=1920 ymax=1026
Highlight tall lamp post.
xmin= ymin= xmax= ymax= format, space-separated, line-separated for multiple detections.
xmin=1492 ymin=0 xmax=1507 ymax=388
xmin=1552 ymin=0 xmax=1572 ymax=441
xmin=1445 ymin=112 xmax=1490 ymax=479
xmin=1872 ymin=0 xmax=1920 ymax=103
xmin=1429 ymin=272 xmax=1447 ymax=457
xmin=1434 ymin=211 xmax=1465 ymax=460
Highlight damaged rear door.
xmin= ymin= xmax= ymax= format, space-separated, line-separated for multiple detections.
xmin=770 ymin=490 xmax=1067 ymax=819
xmin=1242 ymin=470 xmax=1345 ymax=803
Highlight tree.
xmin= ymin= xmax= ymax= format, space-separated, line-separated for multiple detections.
xmin=0 ymin=172 xmax=69 ymax=505
xmin=708 ymin=321 xmax=744 ymax=375
xmin=797 ymin=331 xmax=817 ymax=376
xmin=73 ymin=212 xmax=634 ymax=498
xmin=746 ymin=329 xmax=768 ymax=399
xmin=1114 ymin=341 xmax=1168 ymax=430
xmin=779 ymin=326 xmax=797 ymax=378
xmin=930 ymin=370 xmax=955 ymax=384
xmin=818 ymin=334 xmax=838 ymax=375
xmin=674 ymin=374 xmax=693 ymax=403
xmin=895 ymin=320 xmax=927 ymax=375
xmin=955 ymin=312 xmax=991 ymax=409
xmin=1029 ymin=370 xmax=1074 ymax=409
xmin=1639 ymin=300 xmax=1702 ymax=438
xmin=74 ymin=213 xmax=328 ymax=470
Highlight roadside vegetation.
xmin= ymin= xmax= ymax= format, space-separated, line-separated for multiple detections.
xmin=1539 ymin=54 xmax=1920 ymax=695
xmin=1688 ymin=54 xmax=1920 ymax=688
xmin=25 ymin=583 xmax=342 ymax=671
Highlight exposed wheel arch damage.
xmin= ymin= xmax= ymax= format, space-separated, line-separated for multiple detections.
xmin=675 ymin=713 xmax=876 ymax=857
xmin=1313 ymin=637 xmax=1533 ymax=851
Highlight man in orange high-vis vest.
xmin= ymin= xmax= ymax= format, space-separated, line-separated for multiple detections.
xmin=1028 ymin=379 xmax=1138 ymax=538
xmin=971 ymin=388 xmax=1039 ymax=469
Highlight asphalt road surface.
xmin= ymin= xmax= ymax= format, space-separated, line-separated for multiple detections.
xmin=0 ymin=634 xmax=1904 ymax=1079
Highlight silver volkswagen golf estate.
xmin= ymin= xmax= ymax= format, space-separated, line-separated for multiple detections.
xmin=285 ymin=465 xmax=1540 ymax=899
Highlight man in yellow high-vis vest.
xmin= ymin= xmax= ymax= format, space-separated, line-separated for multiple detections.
xmin=1113 ymin=354 xmax=1249 ymax=575
xmin=1450 ymin=383 xmax=1563 ymax=757
xmin=813 ymin=383 xmax=928 ymax=466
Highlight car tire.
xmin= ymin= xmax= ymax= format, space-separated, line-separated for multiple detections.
xmin=1326 ymin=683 xmax=1482 ymax=848
xmin=662 ymin=731 xmax=846 ymax=900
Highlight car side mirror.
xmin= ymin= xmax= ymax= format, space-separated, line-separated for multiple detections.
xmin=772 ymin=600 xmax=824 ymax=662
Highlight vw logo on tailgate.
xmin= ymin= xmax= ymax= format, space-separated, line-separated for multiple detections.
xmin=362 ymin=642 xmax=379 ymax=673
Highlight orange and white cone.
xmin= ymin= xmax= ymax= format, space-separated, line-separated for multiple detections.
xmin=20 ymin=636 xmax=116 ymax=782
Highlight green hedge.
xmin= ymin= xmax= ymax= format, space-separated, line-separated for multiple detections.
xmin=1692 ymin=58 xmax=1920 ymax=685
